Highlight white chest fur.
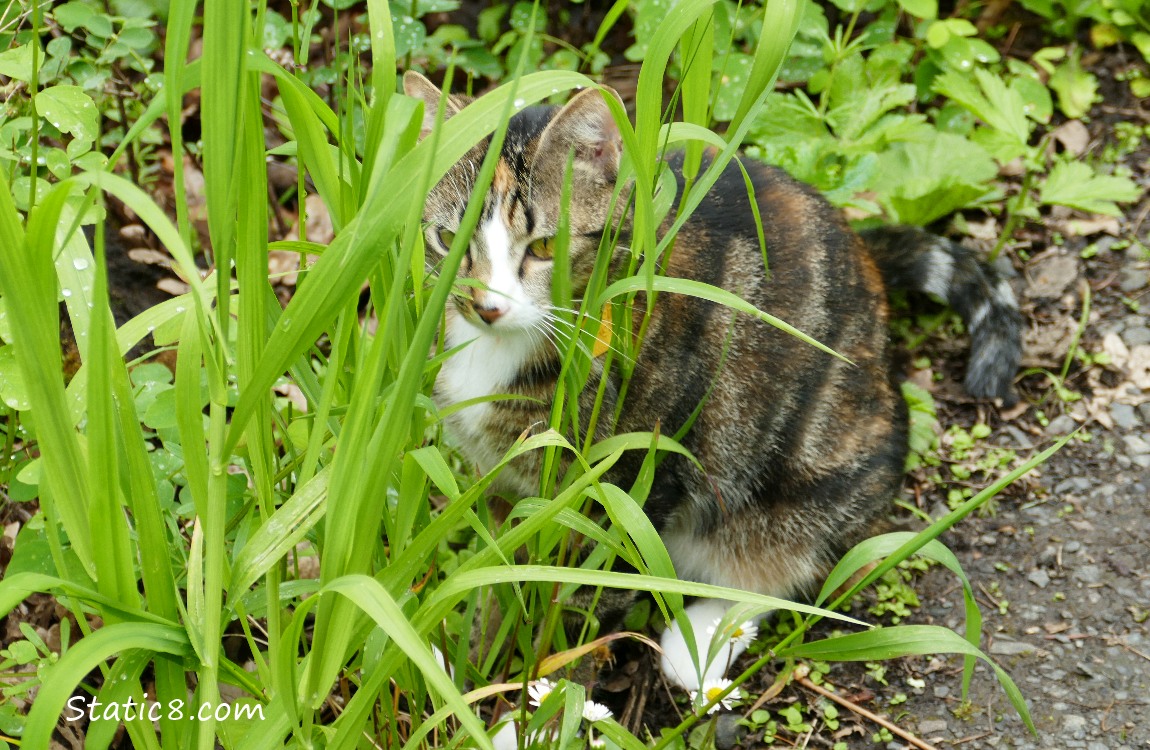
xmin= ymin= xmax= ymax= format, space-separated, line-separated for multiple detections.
xmin=435 ymin=316 xmax=538 ymax=468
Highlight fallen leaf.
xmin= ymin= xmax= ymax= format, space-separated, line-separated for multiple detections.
xmin=156 ymin=278 xmax=190 ymax=296
xmin=1064 ymin=215 xmax=1121 ymax=237
xmin=1051 ymin=119 xmax=1090 ymax=156
xmin=128 ymin=248 xmax=172 ymax=266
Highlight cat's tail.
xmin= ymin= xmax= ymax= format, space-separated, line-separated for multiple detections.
xmin=860 ymin=226 xmax=1023 ymax=405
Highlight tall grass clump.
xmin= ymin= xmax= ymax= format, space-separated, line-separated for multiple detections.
xmin=0 ymin=1 xmax=1062 ymax=748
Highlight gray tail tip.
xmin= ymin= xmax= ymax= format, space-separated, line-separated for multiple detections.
xmin=964 ymin=339 xmax=1021 ymax=407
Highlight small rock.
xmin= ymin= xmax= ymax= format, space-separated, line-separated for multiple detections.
xmin=1046 ymin=415 xmax=1078 ymax=435
xmin=1087 ymin=743 xmax=1109 ymax=750
xmin=1124 ymin=325 xmax=1150 ymax=347
xmin=917 ymin=719 xmax=948 ymax=735
xmin=1029 ymin=255 xmax=1079 ymax=299
xmin=933 ymin=685 xmax=949 ymax=698
xmin=1064 ymin=540 xmax=1082 ymax=554
xmin=1122 ymin=434 xmax=1150 ymax=455
xmin=1110 ymin=403 xmax=1142 ymax=430
xmin=1063 ymin=714 xmax=1087 ymax=731
xmin=1003 ymin=425 xmax=1034 ymax=449
xmin=1138 ymin=403 xmax=1150 ymax=424
xmin=1118 ymin=268 xmax=1149 ymax=293
xmin=713 ymin=713 xmax=746 ymax=750
xmin=1076 ymin=662 xmax=1102 ymax=679
xmin=1028 ymin=569 xmax=1050 ymax=588
xmin=1054 ymin=477 xmax=1091 ymax=494
xmin=1074 ymin=564 xmax=1104 ymax=584
xmin=989 ymin=638 xmax=1037 ymax=656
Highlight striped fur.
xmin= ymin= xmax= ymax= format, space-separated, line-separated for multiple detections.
xmin=405 ymin=73 xmax=1022 ymax=685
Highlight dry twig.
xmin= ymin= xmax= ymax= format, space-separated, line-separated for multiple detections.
xmin=792 ymin=664 xmax=941 ymax=750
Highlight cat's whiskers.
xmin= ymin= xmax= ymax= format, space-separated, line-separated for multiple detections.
xmin=544 ymin=306 xmax=633 ymax=364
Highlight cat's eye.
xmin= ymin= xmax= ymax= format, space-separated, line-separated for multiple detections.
xmin=527 ymin=236 xmax=556 ymax=260
xmin=436 ymin=227 xmax=456 ymax=251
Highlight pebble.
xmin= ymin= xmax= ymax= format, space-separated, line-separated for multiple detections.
xmin=713 ymin=713 xmax=745 ymax=750
xmin=1074 ymin=564 xmax=1105 ymax=584
xmin=1064 ymin=540 xmax=1082 ymax=553
xmin=1055 ymin=477 xmax=1092 ymax=494
xmin=1123 ymin=325 xmax=1150 ymax=347
xmin=1122 ymin=434 xmax=1150 ymax=455
xmin=1028 ymin=569 xmax=1050 ymax=588
xmin=1110 ymin=403 xmax=1142 ymax=430
xmin=1030 ymin=255 xmax=1079 ymax=299
xmin=1118 ymin=268 xmax=1149 ymax=293
xmin=1003 ymin=425 xmax=1034 ymax=448
xmin=933 ymin=685 xmax=949 ymax=698
xmin=1062 ymin=713 xmax=1087 ymax=731
xmin=989 ymin=638 xmax=1037 ymax=655
xmin=1139 ymin=403 xmax=1150 ymax=423
xmin=1046 ymin=415 xmax=1078 ymax=435
xmin=917 ymin=719 xmax=948 ymax=735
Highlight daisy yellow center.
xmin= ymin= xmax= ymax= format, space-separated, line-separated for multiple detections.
xmin=731 ymin=626 xmax=744 ymax=638
xmin=705 ymin=687 xmax=725 ymax=702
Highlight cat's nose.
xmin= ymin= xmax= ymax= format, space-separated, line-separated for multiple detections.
xmin=476 ymin=305 xmax=505 ymax=324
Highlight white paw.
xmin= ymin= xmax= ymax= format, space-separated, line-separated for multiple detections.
xmin=659 ymin=600 xmax=762 ymax=691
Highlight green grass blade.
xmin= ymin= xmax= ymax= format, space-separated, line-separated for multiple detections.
xmin=729 ymin=0 xmax=802 ymax=133
xmin=228 ymin=467 xmax=330 ymax=598
xmin=85 ymin=218 xmax=139 ymax=614
xmin=23 ymin=623 xmax=192 ymax=749
xmin=596 ymin=274 xmax=849 ymax=363
xmin=0 ymin=173 xmax=95 ymax=576
xmin=323 ymin=575 xmax=495 ymax=749
xmin=781 ymin=624 xmax=1035 ymax=733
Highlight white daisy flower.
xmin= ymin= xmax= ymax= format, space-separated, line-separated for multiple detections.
xmin=581 ymin=700 xmax=613 ymax=723
xmin=706 ymin=618 xmax=759 ymax=650
xmin=527 ymin=677 xmax=558 ymax=708
xmin=589 ymin=735 xmax=606 ymax=748
xmin=690 ymin=678 xmax=742 ymax=714
xmin=729 ymin=620 xmax=759 ymax=650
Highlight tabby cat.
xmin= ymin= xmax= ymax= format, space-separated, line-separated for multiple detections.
xmin=405 ymin=72 xmax=1022 ymax=691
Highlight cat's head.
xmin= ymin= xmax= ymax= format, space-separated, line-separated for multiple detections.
xmin=404 ymin=72 xmax=624 ymax=338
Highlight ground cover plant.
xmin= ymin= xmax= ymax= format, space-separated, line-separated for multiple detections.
xmin=0 ymin=0 xmax=1144 ymax=748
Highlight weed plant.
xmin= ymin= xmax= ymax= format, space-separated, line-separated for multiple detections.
xmin=0 ymin=1 xmax=1088 ymax=748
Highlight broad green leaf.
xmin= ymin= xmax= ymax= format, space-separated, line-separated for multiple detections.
xmin=1048 ymin=51 xmax=1098 ymax=119
xmin=873 ymin=134 xmax=998 ymax=225
xmin=0 ymin=44 xmax=37 ymax=82
xmin=1039 ymin=160 xmax=1141 ymax=217
xmin=933 ymin=68 xmax=1030 ymax=146
xmin=35 ymin=85 xmax=99 ymax=142
xmin=897 ymin=0 xmax=937 ymax=19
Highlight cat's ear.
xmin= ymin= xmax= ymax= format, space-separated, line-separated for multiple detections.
xmin=534 ymin=86 xmax=625 ymax=181
xmin=403 ymin=71 xmax=464 ymax=139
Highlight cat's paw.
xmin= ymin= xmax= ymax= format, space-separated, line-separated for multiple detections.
xmin=659 ymin=599 xmax=760 ymax=692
